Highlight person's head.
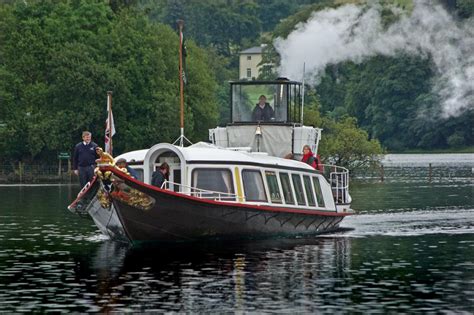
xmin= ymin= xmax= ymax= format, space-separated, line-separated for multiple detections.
xmin=82 ymin=131 xmax=92 ymax=143
xmin=159 ymin=162 xmax=170 ymax=175
xmin=302 ymin=145 xmax=312 ymax=154
xmin=258 ymin=95 xmax=267 ymax=106
xmin=95 ymin=146 xmax=103 ymax=155
xmin=116 ymin=158 xmax=127 ymax=168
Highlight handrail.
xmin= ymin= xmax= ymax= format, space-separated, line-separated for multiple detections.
xmin=319 ymin=164 xmax=350 ymax=205
xmin=161 ymin=180 xmax=241 ymax=202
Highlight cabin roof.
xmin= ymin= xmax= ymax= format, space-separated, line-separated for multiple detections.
xmin=116 ymin=142 xmax=313 ymax=170
xmin=115 ymin=149 xmax=148 ymax=162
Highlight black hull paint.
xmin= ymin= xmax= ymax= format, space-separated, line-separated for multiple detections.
xmin=68 ymin=167 xmax=351 ymax=243
xmin=108 ymin=168 xmax=349 ymax=243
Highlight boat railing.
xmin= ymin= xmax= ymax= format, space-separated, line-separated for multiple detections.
xmin=161 ymin=181 xmax=241 ymax=202
xmin=320 ymin=164 xmax=350 ymax=205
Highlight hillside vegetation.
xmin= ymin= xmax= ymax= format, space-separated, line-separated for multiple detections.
xmin=0 ymin=0 xmax=471 ymax=166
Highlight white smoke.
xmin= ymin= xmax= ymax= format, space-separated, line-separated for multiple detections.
xmin=275 ymin=0 xmax=474 ymax=117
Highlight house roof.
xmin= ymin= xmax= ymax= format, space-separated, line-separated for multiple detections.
xmin=240 ymin=46 xmax=263 ymax=54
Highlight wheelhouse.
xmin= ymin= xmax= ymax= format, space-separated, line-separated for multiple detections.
xmin=230 ymin=78 xmax=303 ymax=124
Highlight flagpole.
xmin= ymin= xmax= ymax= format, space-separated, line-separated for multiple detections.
xmin=107 ymin=91 xmax=113 ymax=155
xmin=301 ymin=62 xmax=305 ymax=124
xmin=178 ymin=20 xmax=185 ymax=147
xmin=173 ymin=19 xmax=192 ymax=147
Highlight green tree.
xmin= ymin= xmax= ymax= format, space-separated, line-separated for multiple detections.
xmin=318 ymin=116 xmax=384 ymax=171
xmin=0 ymin=1 xmax=219 ymax=163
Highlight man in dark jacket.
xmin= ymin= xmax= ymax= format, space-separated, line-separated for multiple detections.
xmin=73 ymin=131 xmax=98 ymax=188
xmin=252 ymin=95 xmax=275 ymax=121
xmin=151 ymin=162 xmax=169 ymax=188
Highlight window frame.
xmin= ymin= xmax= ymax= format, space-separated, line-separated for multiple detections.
xmin=191 ymin=167 xmax=235 ymax=199
xmin=291 ymin=173 xmax=307 ymax=206
xmin=312 ymin=176 xmax=326 ymax=208
xmin=279 ymin=172 xmax=295 ymax=205
xmin=303 ymin=175 xmax=316 ymax=207
xmin=241 ymin=169 xmax=267 ymax=202
xmin=265 ymin=170 xmax=283 ymax=204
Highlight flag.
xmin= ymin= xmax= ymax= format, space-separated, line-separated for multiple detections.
xmin=180 ymin=30 xmax=187 ymax=84
xmin=105 ymin=93 xmax=116 ymax=155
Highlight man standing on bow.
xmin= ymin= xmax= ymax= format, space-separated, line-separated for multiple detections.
xmin=73 ymin=131 xmax=98 ymax=188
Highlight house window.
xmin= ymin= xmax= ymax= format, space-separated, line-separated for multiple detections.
xmin=191 ymin=168 xmax=235 ymax=200
xmin=291 ymin=174 xmax=306 ymax=206
xmin=265 ymin=171 xmax=282 ymax=203
xmin=303 ymin=175 xmax=316 ymax=207
xmin=312 ymin=176 xmax=325 ymax=207
xmin=280 ymin=173 xmax=294 ymax=205
xmin=242 ymin=170 xmax=267 ymax=202
xmin=246 ymin=68 xmax=251 ymax=78
xmin=247 ymin=55 xmax=251 ymax=60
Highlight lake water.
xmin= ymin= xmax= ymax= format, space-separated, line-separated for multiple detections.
xmin=0 ymin=154 xmax=473 ymax=312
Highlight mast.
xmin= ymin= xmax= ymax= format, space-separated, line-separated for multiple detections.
xmin=173 ymin=19 xmax=192 ymax=147
xmin=300 ymin=62 xmax=305 ymax=124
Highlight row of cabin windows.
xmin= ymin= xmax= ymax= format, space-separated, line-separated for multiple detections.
xmin=191 ymin=168 xmax=326 ymax=208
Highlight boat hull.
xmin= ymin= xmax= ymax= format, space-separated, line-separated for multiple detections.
xmin=105 ymin=168 xmax=349 ymax=243
xmin=68 ymin=177 xmax=128 ymax=242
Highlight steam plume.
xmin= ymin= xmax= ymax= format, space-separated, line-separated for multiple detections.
xmin=275 ymin=0 xmax=474 ymax=117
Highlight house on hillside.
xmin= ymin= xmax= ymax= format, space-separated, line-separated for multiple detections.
xmin=239 ymin=45 xmax=272 ymax=80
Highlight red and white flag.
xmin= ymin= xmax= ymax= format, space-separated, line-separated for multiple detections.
xmin=105 ymin=92 xmax=116 ymax=155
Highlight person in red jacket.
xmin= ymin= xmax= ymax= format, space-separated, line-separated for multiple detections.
xmin=301 ymin=145 xmax=323 ymax=172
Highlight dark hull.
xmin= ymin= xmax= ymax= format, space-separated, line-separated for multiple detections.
xmin=68 ymin=177 xmax=128 ymax=242
xmin=105 ymin=168 xmax=350 ymax=243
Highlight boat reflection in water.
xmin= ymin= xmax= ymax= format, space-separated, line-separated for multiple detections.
xmin=89 ymin=237 xmax=352 ymax=312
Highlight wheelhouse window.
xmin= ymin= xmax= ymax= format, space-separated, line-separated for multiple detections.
xmin=291 ymin=174 xmax=306 ymax=206
xmin=242 ymin=170 xmax=267 ymax=202
xmin=312 ymin=176 xmax=325 ymax=207
xmin=279 ymin=173 xmax=294 ymax=205
xmin=265 ymin=171 xmax=282 ymax=203
xmin=303 ymin=175 xmax=316 ymax=207
xmin=230 ymin=81 xmax=302 ymax=123
xmin=191 ymin=168 xmax=235 ymax=199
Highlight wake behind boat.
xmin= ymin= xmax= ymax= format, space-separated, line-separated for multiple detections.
xmin=68 ymin=79 xmax=353 ymax=244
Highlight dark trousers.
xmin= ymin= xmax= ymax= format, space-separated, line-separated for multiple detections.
xmin=78 ymin=165 xmax=95 ymax=188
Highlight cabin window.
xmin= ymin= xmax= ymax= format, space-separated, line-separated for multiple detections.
xmin=291 ymin=174 xmax=306 ymax=206
xmin=279 ymin=172 xmax=294 ymax=204
xmin=312 ymin=176 xmax=325 ymax=207
xmin=191 ymin=168 xmax=235 ymax=199
xmin=132 ymin=168 xmax=143 ymax=182
xmin=265 ymin=171 xmax=282 ymax=203
xmin=242 ymin=170 xmax=267 ymax=202
xmin=246 ymin=68 xmax=251 ymax=78
xmin=173 ymin=169 xmax=181 ymax=192
xmin=303 ymin=175 xmax=316 ymax=207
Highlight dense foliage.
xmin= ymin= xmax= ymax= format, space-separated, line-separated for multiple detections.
xmin=0 ymin=1 xmax=218 ymax=163
xmin=0 ymin=0 xmax=471 ymax=166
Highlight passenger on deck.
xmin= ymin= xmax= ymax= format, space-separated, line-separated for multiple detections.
xmin=151 ymin=162 xmax=169 ymax=188
xmin=301 ymin=145 xmax=322 ymax=171
xmin=252 ymin=95 xmax=274 ymax=121
xmin=116 ymin=158 xmax=139 ymax=179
